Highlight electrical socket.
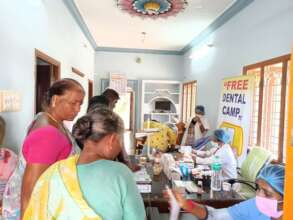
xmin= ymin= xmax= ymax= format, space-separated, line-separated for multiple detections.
xmin=0 ymin=91 xmax=21 ymax=112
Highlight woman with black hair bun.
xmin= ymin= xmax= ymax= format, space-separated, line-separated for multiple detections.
xmin=2 ymin=78 xmax=85 ymax=219
xmin=23 ymin=108 xmax=146 ymax=220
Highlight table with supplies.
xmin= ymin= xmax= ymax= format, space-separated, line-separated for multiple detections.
xmin=131 ymin=152 xmax=244 ymax=213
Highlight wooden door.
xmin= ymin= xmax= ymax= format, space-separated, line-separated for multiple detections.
xmin=36 ymin=65 xmax=52 ymax=113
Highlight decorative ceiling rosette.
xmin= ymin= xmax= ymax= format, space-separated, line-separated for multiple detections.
xmin=117 ymin=0 xmax=188 ymax=19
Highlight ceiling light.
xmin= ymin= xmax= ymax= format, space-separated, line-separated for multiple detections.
xmin=141 ymin=32 xmax=147 ymax=43
xmin=189 ymin=44 xmax=214 ymax=60
xmin=117 ymin=0 xmax=188 ymax=19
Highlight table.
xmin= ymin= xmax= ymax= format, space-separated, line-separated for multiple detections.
xmin=134 ymin=157 xmax=244 ymax=213
xmin=135 ymin=129 xmax=161 ymax=158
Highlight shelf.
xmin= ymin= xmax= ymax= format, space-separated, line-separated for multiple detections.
xmin=142 ymin=80 xmax=182 ymax=128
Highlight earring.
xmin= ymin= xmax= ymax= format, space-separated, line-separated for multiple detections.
xmin=51 ymin=97 xmax=56 ymax=108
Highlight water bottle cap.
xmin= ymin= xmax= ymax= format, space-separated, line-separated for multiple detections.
xmin=211 ymin=163 xmax=222 ymax=171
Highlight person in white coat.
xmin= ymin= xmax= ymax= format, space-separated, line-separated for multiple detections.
xmin=181 ymin=105 xmax=210 ymax=146
xmin=192 ymin=129 xmax=237 ymax=180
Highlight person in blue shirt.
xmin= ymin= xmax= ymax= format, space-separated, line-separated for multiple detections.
xmin=169 ymin=164 xmax=285 ymax=220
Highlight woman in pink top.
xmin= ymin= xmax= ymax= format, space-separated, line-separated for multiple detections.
xmin=2 ymin=78 xmax=85 ymax=219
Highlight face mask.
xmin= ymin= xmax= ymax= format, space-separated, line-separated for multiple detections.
xmin=210 ymin=141 xmax=219 ymax=148
xmin=195 ymin=113 xmax=203 ymax=119
xmin=255 ymin=195 xmax=283 ymax=218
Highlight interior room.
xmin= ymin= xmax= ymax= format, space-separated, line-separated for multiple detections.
xmin=0 ymin=0 xmax=293 ymax=219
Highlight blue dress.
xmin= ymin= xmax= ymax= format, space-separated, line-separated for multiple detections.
xmin=227 ymin=198 xmax=270 ymax=220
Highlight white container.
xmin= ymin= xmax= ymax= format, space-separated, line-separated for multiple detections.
xmin=179 ymin=145 xmax=192 ymax=154
xmin=222 ymin=182 xmax=231 ymax=191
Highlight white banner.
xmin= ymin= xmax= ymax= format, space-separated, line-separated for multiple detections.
xmin=109 ymin=73 xmax=127 ymax=94
xmin=218 ymin=75 xmax=254 ymax=165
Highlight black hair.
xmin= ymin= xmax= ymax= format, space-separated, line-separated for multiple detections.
xmin=102 ymin=88 xmax=120 ymax=101
xmin=72 ymin=108 xmax=124 ymax=145
xmin=42 ymin=78 xmax=84 ymax=110
xmin=87 ymin=95 xmax=109 ymax=112
xmin=150 ymin=119 xmax=159 ymax=123
xmin=195 ymin=105 xmax=205 ymax=115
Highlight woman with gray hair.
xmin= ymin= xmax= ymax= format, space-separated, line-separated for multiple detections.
xmin=23 ymin=108 xmax=146 ymax=220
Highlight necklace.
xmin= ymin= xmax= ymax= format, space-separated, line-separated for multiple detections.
xmin=45 ymin=112 xmax=61 ymax=126
xmin=44 ymin=112 xmax=67 ymax=134
xmin=44 ymin=112 xmax=75 ymax=149
xmin=45 ymin=112 xmax=60 ymax=124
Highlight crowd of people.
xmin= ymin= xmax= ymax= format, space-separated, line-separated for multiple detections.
xmin=2 ymin=79 xmax=144 ymax=220
xmin=0 ymin=78 xmax=286 ymax=220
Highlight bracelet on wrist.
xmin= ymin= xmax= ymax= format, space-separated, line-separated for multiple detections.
xmin=185 ymin=200 xmax=208 ymax=220
xmin=185 ymin=200 xmax=196 ymax=212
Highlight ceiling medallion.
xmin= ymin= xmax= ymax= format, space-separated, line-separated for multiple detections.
xmin=117 ymin=0 xmax=188 ymax=19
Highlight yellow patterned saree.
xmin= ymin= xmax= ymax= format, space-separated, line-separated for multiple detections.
xmin=23 ymin=155 xmax=102 ymax=220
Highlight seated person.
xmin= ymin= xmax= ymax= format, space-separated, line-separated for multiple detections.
xmin=23 ymin=109 xmax=146 ymax=220
xmin=168 ymin=164 xmax=285 ymax=220
xmin=0 ymin=148 xmax=18 ymax=199
xmin=143 ymin=120 xmax=176 ymax=152
xmin=181 ymin=105 xmax=210 ymax=146
xmin=192 ymin=129 xmax=237 ymax=180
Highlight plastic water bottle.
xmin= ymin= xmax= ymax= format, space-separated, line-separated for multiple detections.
xmin=179 ymin=163 xmax=190 ymax=181
xmin=211 ymin=156 xmax=222 ymax=191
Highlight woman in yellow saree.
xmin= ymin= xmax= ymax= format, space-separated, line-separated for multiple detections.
xmin=24 ymin=108 xmax=146 ymax=220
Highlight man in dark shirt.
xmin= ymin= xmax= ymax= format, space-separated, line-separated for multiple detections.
xmin=102 ymin=88 xmax=120 ymax=110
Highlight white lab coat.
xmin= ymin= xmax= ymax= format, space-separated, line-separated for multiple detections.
xmin=181 ymin=115 xmax=210 ymax=146
xmin=196 ymin=144 xmax=237 ymax=180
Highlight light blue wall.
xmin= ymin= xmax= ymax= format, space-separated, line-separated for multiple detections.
xmin=94 ymin=51 xmax=183 ymax=94
xmin=94 ymin=51 xmax=183 ymax=129
xmin=0 ymin=0 xmax=95 ymax=152
xmin=183 ymin=0 xmax=293 ymax=129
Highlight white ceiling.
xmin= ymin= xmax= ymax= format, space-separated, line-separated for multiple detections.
xmin=74 ymin=0 xmax=236 ymax=51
